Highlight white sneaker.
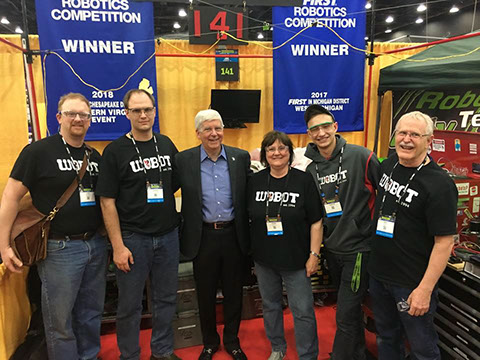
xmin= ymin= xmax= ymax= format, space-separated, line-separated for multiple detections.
xmin=268 ymin=351 xmax=285 ymax=360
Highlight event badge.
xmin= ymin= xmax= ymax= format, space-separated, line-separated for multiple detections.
xmin=147 ymin=183 xmax=164 ymax=203
xmin=79 ymin=188 xmax=96 ymax=207
xmin=376 ymin=215 xmax=395 ymax=238
xmin=324 ymin=199 xmax=343 ymax=218
xmin=266 ymin=217 xmax=283 ymax=236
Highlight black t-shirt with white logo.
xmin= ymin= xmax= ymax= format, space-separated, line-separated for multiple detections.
xmin=247 ymin=168 xmax=323 ymax=271
xmin=96 ymin=133 xmax=180 ymax=235
xmin=10 ymin=134 xmax=102 ymax=235
xmin=369 ymin=154 xmax=458 ymax=289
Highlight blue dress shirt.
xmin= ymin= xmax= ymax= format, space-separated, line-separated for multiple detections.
xmin=200 ymin=145 xmax=234 ymax=222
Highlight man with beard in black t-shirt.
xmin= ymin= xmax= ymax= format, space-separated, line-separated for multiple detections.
xmin=368 ymin=111 xmax=458 ymax=360
xmin=96 ymin=89 xmax=181 ymax=360
xmin=0 ymin=93 xmax=107 ymax=360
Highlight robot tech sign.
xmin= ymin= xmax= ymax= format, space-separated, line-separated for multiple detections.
xmin=393 ymin=89 xmax=480 ymax=133
xmin=388 ymin=88 xmax=480 ymax=150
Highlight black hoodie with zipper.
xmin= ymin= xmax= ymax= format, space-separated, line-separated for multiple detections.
xmin=305 ymin=134 xmax=380 ymax=254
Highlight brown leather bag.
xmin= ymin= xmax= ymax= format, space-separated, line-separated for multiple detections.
xmin=10 ymin=151 xmax=90 ymax=266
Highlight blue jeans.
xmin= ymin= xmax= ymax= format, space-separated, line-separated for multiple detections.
xmin=37 ymin=233 xmax=108 ymax=360
xmin=325 ymin=251 xmax=369 ymax=360
xmin=116 ymin=228 xmax=179 ymax=360
xmin=255 ymin=261 xmax=318 ymax=360
xmin=369 ymin=277 xmax=440 ymax=360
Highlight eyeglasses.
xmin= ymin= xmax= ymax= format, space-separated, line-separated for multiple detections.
xmin=266 ymin=145 xmax=289 ymax=153
xmin=128 ymin=107 xmax=155 ymax=116
xmin=395 ymin=130 xmax=430 ymax=140
xmin=201 ymin=126 xmax=224 ymax=134
xmin=60 ymin=111 xmax=91 ymax=120
xmin=308 ymin=122 xmax=335 ymax=135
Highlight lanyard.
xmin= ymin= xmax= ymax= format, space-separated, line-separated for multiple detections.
xmin=378 ymin=156 xmax=427 ymax=217
xmin=60 ymin=135 xmax=93 ymax=189
xmin=351 ymin=252 xmax=362 ymax=293
xmin=315 ymin=145 xmax=345 ymax=201
xmin=128 ymin=132 xmax=163 ymax=186
xmin=265 ymin=169 xmax=290 ymax=220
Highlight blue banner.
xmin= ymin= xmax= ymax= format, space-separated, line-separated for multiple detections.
xmin=273 ymin=0 xmax=366 ymax=133
xmin=36 ymin=0 xmax=158 ymax=141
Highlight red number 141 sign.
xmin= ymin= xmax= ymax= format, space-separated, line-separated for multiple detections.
xmin=188 ymin=6 xmax=248 ymax=45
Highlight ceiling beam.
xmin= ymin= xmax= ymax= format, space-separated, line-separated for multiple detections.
xmin=132 ymin=0 xmax=302 ymax=5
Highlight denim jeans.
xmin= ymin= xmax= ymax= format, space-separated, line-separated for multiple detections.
xmin=369 ymin=277 xmax=440 ymax=360
xmin=115 ymin=228 xmax=179 ymax=360
xmin=37 ymin=233 xmax=108 ymax=360
xmin=325 ymin=251 xmax=369 ymax=360
xmin=255 ymin=261 xmax=318 ymax=360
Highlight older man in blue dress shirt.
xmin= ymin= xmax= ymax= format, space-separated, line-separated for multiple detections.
xmin=175 ymin=110 xmax=251 ymax=360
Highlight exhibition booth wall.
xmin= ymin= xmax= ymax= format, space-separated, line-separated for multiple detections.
xmin=0 ymin=35 xmax=425 ymax=359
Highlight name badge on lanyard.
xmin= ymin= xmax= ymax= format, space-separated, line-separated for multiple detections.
xmin=147 ymin=183 xmax=164 ymax=203
xmin=324 ymin=199 xmax=343 ymax=218
xmin=79 ymin=188 xmax=96 ymax=207
xmin=376 ymin=215 xmax=395 ymax=238
xmin=266 ymin=217 xmax=283 ymax=236
xmin=315 ymin=146 xmax=345 ymax=219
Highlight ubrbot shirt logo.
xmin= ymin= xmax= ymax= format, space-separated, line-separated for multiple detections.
xmin=57 ymin=158 xmax=99 ymax=173
xmin=379 ymin=173 xmax=419 ymax=207
xmin=129 ymin=155 xmax=172 ymax=173
xmin=255 ymin=191 xmax=300 ymax=208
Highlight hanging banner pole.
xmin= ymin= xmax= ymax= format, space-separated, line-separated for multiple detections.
xmin=364 ymin=0 xmax=377 ymax=148
xmin=21 ymin=0 xmax=42 ymax=142
xmin=23 ymin=39 xmax=42 ymax=142
xmin=155 ymin=53 xmax=272 ymax=58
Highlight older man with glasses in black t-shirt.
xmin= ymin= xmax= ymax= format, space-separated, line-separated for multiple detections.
xmin=368 ymin=111 xmax=458 ymax=360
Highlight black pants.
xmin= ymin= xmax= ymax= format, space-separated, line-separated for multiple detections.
xmin=193 ymin=225 xmax=245 ymax=351
xmin=325 ymin=251 xmax=370 ymax=360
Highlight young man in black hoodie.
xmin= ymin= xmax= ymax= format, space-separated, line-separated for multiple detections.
xmin=304 ymin=105 xmax=380 ymax=360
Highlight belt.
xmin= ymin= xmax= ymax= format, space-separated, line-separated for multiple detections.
xmin=202 ymin=220 xmax=234 ymax=230
xmin=50 ymin=231 xmax=95 ymax=241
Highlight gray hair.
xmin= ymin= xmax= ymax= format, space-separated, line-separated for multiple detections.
xmin=194 ymin=109 xmax=224 ymax=131
xmin=395 ymin=111 xmax=435 ymax=136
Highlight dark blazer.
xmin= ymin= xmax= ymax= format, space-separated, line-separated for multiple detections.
xmin=175 ymin=145 xmax=251 ymax=259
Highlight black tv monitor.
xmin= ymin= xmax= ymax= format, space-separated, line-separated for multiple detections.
xmin=210 ymin=89 xmax=261 ymax=128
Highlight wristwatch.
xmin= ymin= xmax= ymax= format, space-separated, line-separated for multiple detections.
xmin=310 ymin=250 xmax=321 ymax=259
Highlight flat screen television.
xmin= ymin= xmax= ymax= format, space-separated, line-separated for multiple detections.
xmin=210 ymin=89 xmax=261 ymax=128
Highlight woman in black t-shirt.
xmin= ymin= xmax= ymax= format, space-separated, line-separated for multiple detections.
xmin=247 ymin=131 xmax=324 ymax=360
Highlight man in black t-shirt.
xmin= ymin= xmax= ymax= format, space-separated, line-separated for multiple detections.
xmin=0 ymin=93 xmax=107 ymax=360
xmin=368 ymin=111 xmax=458 ymax=360
xmin=96 ymin=89 xmax=181 ymax=360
